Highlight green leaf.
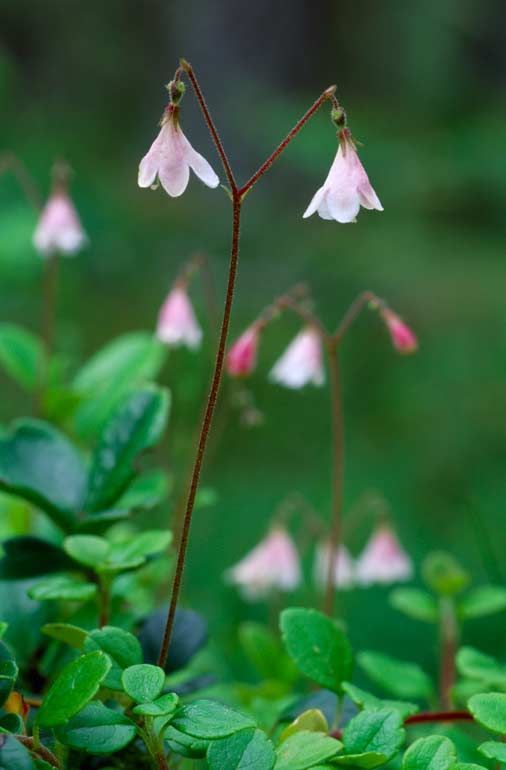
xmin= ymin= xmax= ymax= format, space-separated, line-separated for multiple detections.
xmin=63 ymin=535 xmax=110 ymax=569
xmin=0 ymin=624 xmax=6 ymax=640
xmin=0 ymin=420 xmax=85 ymax=530
xmin=0 ymin=536 xmax=74 ymax=580
xmin=280 ymin=608 xmax=352 ymax=692
xmin=274 ymin=730 xmax=342 ymax=770
xmin=478 ymin=741 xmax=506 ymax=763
xmin=0 ymin=713 xmax=24 ymax=734
xmin=118 ymin=469 xmax=170 ymax=511
xmin=42 ymin=623 xmax=88 ymax=649
xmin=0 ymin=735 xmax=35 ymax=770
xmin=133 ymin=692 xmax=179 ymax=717
xmin=280 ymin=710 xmax=329 ymax=742
xmin=86 ymin=385 xmax=170 ymax=511
xmin=390 ymin=588 xmax=438 ymax=623
xmin=358 ymin=651 xmax=434 ymax=701
xmin=54 ymin=702 xmax=136 ymax=754
xmin=456 ymin=647 xmax=506 ymax=687
xmin=37 ymin=651 xmax=111 ymax=727
xmin=239 ymin=622 xmax=298 ymax=682
xmin=0 ymin=323 xmax=44 ymax=391
xmin=84 ymin=626 xmax=143 ymax=691
xmin=104 ymin=529 xmax=172 ymax=571
xmin=28 ymin=575 xmax=97 ymax=602
xmin=403 ymin=736 xmax=456 ymax=770
xmin=342 ymin=682 xmax=418 ymax=719
xmin=172 ymin=700 xmax=255 ymax=739
xmin=0 ymin=641 xmax=18 ymax=708
xmin=208 ymin=728 xmax=276 ymax=770
xmin=458 ymin=586 xmax=506 ymax=620
xmin=165 ymin=726 xmax=208 ymax=758
xmin=121 ymin=663 xmax=165 ymax=703
xmin=468 ymin=693 xmax=506 ymax=734
xmin=422 ymin=553 xmax=469 ymax=597
xmin=335 ymin=708 xmax=405 ymax=768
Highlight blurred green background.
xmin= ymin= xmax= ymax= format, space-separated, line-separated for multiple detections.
xmin=1 ymin=1 xmax=506 ymax=677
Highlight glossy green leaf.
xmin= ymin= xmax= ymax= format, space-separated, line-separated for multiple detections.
xmin=84 ymin=626 xmax=142 ymax=691
xmin=118 ymin=469 xmax=170 ymax=511
xmin=172 ymin=699 xmax=255 ymax=739
xmin=28 ymin=575 xmax=97 ymax=602
xmin=63 ymin=535 xmax=110 ymax=569
xmin=456 ymin=647 xmax=506 ymax=687
xmin=86 ymin=385 xmax=170 ymax=511
xmin=478 ymin=741 xmax=506 ymax=763
xmin=342 ymin=682 xmax=418 ymax=719
xmin=165 ymin=726 xmax=208 ymax=758
xmin=280 ymin=710 xmax=329 ymax=742
xmin=0 ymin=536 xmax=74 ymax=580
xmin=390 ymin=588 xmax=438 ymax=623
xmin=42 ymin=623 xmax=88 ymax=649
xmin=0 ymin=713 xmax=23 ymax=734
xmin=104 ymin=529 xmax=172 ymax=571
xmin=133 ymin=692 xmax=179 ymax=717
xmin=37 ymin=651 xmax=111 ymax=727
xmin=468 ymin=693 xmax=506 ymax=733
xmin=0 ymin=641 xmax=18 ymax=708
xmin=335 ymin=708 xmax=405 ymax=768
xmin=0 ymin=624 xmax=6 ymax=640
xmin=274 ymin=730 xmax=342 ymax=770
xmin=239 ymin=622 xmax=298 ymax=682
xmin=0 ymin=735 xmax=35 ymax=770
xmin=121 ymin=663 xmax=165 ymax=703
xmin=458 ymin=586 xmax=506 ymax=619
xmin=0 ymin=420 xmax=85 ymax=530
xmin=280 ymin=608 xmax=352 ymax=692
xmin=55 ymin=702 xmax=136 ymax=754
xmin=208 ymin=728 xmax=276 ymax=770
xmin=0 ymin=323 xmax=44 ymax=391
xmin=358 ymin=651 xmax=433 ymax=700
xmin=402 ymin=736 xmax=456 ymax=770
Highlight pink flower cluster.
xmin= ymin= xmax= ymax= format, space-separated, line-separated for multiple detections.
xmin=33 ymin=190 xmax=87 ymax=257
xmin=156 ymin=286 xmax=202 ymax=349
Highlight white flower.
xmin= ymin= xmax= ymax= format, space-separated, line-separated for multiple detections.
xmin=269 ymin=327 xmax=324 ymax=389
xmin=138 ymin=113 xmax=219 ymax=197
xmin=225 ymin=527 xmax=301 ymax=601
xmin=356 ymin=524 xmax=413 ymax=586
xmin=156 ymin=286 xmax=202 ymax=349
xmin=33 ymin=191 xmax=87 ymax=257
xmin=303 ymin=134 xmax=383 ymax=223
xmin=314 ymin=542 xmax=355 ymax=590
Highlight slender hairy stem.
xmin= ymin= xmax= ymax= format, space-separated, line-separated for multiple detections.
xmin=405 ymin=710 xmax=472 ymax=725
xmin=42 ymin=252 xmax=59 ymax=361
xmin=439 ymin=597 xmax=458 ymax=709
xmin=0 ymin=151 xmax=43 ymax=211
xmin=157 ymin=196 xmax=242 ymax=668
xmin=239 ymin=85 xmax=336 ymax=197
xmin=180 ymin=60 xmax=237 ymax=194
xmin=98 ymin=574 xmax=111 ymax=627
xmin=323 ymin=343 xmax=345 ymax=615
xmin=273 ymin=295 xmax=329 ymax=339
xmin=16 ymin=736 xmax=62 ymax=769
xmin=333 ymin=290 xmax=378 ymax=342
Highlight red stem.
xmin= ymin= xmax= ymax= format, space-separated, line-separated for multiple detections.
xmin=405 ymin=711 xmax=472 ymax=725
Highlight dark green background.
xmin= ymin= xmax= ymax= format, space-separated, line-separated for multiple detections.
xmin=1 ymin=1 xmax=505 ymax=675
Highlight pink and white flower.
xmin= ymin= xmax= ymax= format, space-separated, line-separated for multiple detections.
xmin=381 ymin=309 xmax=418 ymax=354
xmin=314 ymin=542 xmax=355 ymax=590
xmin=156 ymin=286 xmax=202 ymax=349
xmin=225 ymin=527 xmax=301 ymax=601
xmin=33 ymin=191 xmax=87 ymax=257
xmin=303 ymin=132 xmax=383 ymax=223
xmin=138 ymin=111 xmax=219 ymax=197
xmin=356 ymin=524 xmax=413 ymax=586
xmin=269 ymin=327 xmax=324 ymax=389
xmin=227 ymin=326 xmax=259 ymax=377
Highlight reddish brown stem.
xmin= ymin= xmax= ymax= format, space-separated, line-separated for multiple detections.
xmin=157 ymin=195 xmax=242 ymax=668
xmin=239 ymin=85 xmax=336 ymax=197
xmin=42 ymin=252 xmax=59 ymax=361
xmin=333 ymin=290 xmax=379 ymax=342
xmin=16 ymin=736 xmax=62 ymax=769
xmin=405 ymin=710 xmax=472 ymax=725
xmin=0 ymin=152 xmax=43 ymax=211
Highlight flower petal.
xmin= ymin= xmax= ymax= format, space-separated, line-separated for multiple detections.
xmin=158 ymin=157 xmax=190 ymax=197
xmin=302 ymin=185 xmax=326 ymax=219
xmin=327 ymin=189 xmax=361 ymax=223
xmin=358 ymin=182 xmax=383 ymax=211
xmin=182 ymin=137 xmax=219 ymax=188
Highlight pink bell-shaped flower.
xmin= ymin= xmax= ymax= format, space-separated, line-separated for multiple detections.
xmin=269 ymin=327 xmax=324 ymax=389
xmin=303 ymin=131 xmax=382 ymax=223
xmin=227 ymin=326 xmax=259 ymax=377
xmin=156 ymin=285 xmax=202 ymax=350
xmin=138 ymin=109 xmax=219 ymax=197
xmin=33 ymin=190 xmax=87 ymax=257
xmin=314 ymin=542 xmax=355 ymax=590
xmin=381 ymin=308 xmax=418 ymax=354
xmin=356 ymin=523 xmax=413 ymax=586
xmin=225 ymin=527 xmax=301 ymax=601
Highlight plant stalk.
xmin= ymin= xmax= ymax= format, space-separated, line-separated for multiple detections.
xmin=439 ymin=596 xmax=458 ymax=709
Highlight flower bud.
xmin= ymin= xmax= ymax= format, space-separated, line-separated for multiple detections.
xmin=331 ymin=106 xmax=346 ymax=128
xmin=381 ymin=308 xmax=418 ymax=354
xmin=227 ymin=326 xmax=259 ymax=377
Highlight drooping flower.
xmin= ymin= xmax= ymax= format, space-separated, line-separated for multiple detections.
xmin=380 ymin=308 xmax=418 ymax=354
xmin=269 ymin=327 xmax=324 ymax=389
xmin=314 ymin=542 xmax=355 ymax=590
xmin=156 ymin=285 xmax=202 ymax=349
xmin=225 ymin=527 xmax=301 ymax=601
xmin=33 ymin=190 xmax=87 ymax=257
xmin=138 ymin=108 xmax=219 ymax=197
xmin=303 ymin=131 xmax=383 ymax=223
xmin=227 ymin=326 xmax=260 ymax=377
xmin=355 ymin=524 xmax=413 ymax=586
